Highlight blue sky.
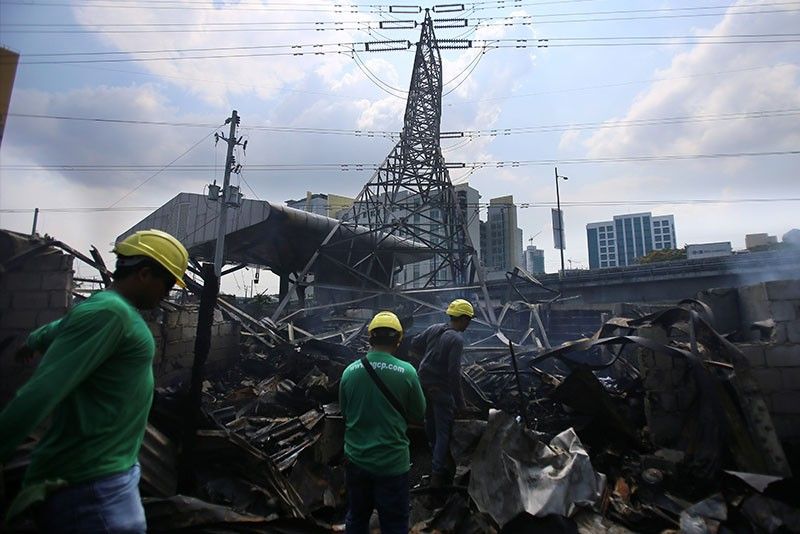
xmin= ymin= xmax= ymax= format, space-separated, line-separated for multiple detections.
xmin=1 ymin=0 xmax=798 ymax=293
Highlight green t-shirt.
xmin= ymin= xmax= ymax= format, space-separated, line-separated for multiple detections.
xmin=339 ymin=351 xmax=426 ymax=476
xmin=0 ymin=290 xmax=155 ymax=488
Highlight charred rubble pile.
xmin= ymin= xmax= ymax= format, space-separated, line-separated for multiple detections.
xmin=133 ymin=299 xmax=800 ymax=533
xmin=5 ymin=300 xmax=799 ymax=532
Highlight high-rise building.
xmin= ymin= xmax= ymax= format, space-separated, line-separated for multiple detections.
xmin=586 ymin=212 xmax=676 ymax=268
xmin=289 ymin=186 xmax=528 ymax=283
xmin=483 ymin=195 xmax=524 ymax=273
xmin=524 ymin=245 xmax=545 ymax=274
xmin=454 ymin=183 xmax=481 ymax=255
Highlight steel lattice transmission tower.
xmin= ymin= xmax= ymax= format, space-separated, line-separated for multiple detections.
xmin=340 ymin=10 xmax=478 ymax=290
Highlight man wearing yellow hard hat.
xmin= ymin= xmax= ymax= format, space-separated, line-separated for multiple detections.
xmin=339 ymin=311 xmax=426 ymax=534
xmin=411 ymin=298 xmax=474 ymax=488
xmin=0 ymin=229 xmax=188 ymax=532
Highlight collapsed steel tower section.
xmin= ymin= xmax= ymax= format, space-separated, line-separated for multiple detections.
xmin=271 ymin=10 xmax=497 ymax=327
xmin=339 ymin=10 xmax=477 ymax=290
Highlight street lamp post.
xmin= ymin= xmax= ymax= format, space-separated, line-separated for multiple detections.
xmin=554 ymin=167 xmax=568 ymax=277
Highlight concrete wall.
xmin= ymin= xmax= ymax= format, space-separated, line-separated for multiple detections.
xmin=0 ymin=236 xmax=241 ymax=403
xmin=735 ymin=280 xmax=800 ymax=439
xmin=0 ymin=248 xmax=74 ymax=405
xmin=638 ymin=280 xmax=800 ymax=447
xmin=148 ymin=308 xmax=241 ymax=387
xmin=738 ymin=280 xmax=800 ymax=344
xmin=636 ymin=325 xmax=693 ymax=446
xmin=737 ymin=342 xmax=800 ymax=440
xmin=490 ymin=248 xmax=800 ymax=306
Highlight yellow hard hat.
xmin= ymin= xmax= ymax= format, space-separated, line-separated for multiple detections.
xmin=446 ymin=299 xmax=474 ymax=318
xmin=368 ymin=311 xmax=403 ymax=336
xmin=113 ymin=229 xmax=189 ymax=288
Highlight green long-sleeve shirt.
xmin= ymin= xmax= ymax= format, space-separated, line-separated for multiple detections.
xmin=0 ymin=290 xmax=155 ymax=489
xmin=339 ymin=351 xmax=426 ymax=476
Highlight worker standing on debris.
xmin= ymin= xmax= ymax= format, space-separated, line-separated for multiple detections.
xmin=412 ymin=298 xmax=474 ymax=488
xmin=0 ymin=230 xmax=188 ymax=533
xmin=339 ymin=311 xmax=426 ymax=534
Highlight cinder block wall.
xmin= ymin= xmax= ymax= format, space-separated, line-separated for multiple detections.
xmin=639 ymin=280 xmax=800 ymax=446
xmin=149 ymin=309 xmax=241 ymax=387
xmin=738 ymin=280 xmax=800 ymax=344
xmin=736 ymin=280 xmax=800 ymax=440
xmin=0 ymin=249 xmax=74 ymax=406
xmin=0 ymin=241 xmax=240 ymax=403
xmin=636 ymin=325 xmax=696 ymax=447
xmin=737 ymin=342 xmax=800 ymax=439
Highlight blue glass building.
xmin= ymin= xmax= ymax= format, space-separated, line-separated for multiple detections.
xmin=586 ymin=212 xmax=676 ymax=269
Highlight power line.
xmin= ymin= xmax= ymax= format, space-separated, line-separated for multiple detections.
xmin=3 ymin=197 xmax=800 ymax=215
xmin=464 ymin=7 xmax=800 ymax=26
xmin=106 ymin=126 xmax=222 ymax=207
xmin=483 ymin=38 xmax=800 ymax=47
xmin=6 ymin=1 xmax=798 ymax=33
xmin=0 ymin=0 xmax=377 ymax=12
xmin=12 ymin=48 xmax=353 ymax=65
xmin=443 ymin=47 xmax=489 ymax=95
xmin=3 ymin=0 xmax=381 ymax=6
xmin=10 ymin=107 xmax=798 ymax=138
xmin=5 ymin=0 xmax=794 ymax=15
xmin=0 ymin=24 xmax=378 ymax=35
xmin=16 ymin=32 xmax=796 ymax=59
xmin=54 ymin=63 xmax=370 ymax=102
xmin=0 ymin=0 xmax=598 ymax=13
xmin=0 ymin=0 xmax=586 ymax=9
xmin=7 ymin=113 xmax=221 ymax=128
xmin=19 ymin=59 xmax=782 ymax=111
xmin=4 ymin=149 xmax=798 ymax=173
xmin=349 ymin=49 xmax=408 ymax=98
xmin=0 ymin=207 xmax=159 ymax=213
xmin=470 ymin=1 xmax=800 ymax=14
xmin=447 ymin=63 xmax=794 ymax=106
xmin=465 ymin=0 xmax=599 ymax=6
xmin=457 ymin=108 xmax=800 ymax=137
xmin=10 ymin=34 xmax=798 ymax=66
xmin=16 ymin=41 xmax=367 ymax=57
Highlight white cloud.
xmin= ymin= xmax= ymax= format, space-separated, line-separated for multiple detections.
xmin=3 ymin=85 xmax=214 ymax=192
xmin=584 ymin=0 xmax=800 ymax=164
xmin=355 ymin=96 xmax=404 ymax=129
xmin=71 ymin=0 xmax=376 ymax=105
xmin=558 ymin=129 xmax=581 ymax=150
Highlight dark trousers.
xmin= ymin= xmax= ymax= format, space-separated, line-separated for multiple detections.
xmin=424 ymin=388 xmax=455 ymax=476
xmin=345 ymin=462 xmax=409 ymax=534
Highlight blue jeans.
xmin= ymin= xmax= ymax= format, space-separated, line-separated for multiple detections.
xmin=345 ymin=462 xmax=409 ymax=534
xmin=37 ymin=464 xmax=146 ymax=533
xmin=424 ymin=388 xmax=455 ymax=476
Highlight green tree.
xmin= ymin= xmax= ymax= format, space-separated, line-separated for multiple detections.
xmin=637 ymin=247 xmax=687 ymax=264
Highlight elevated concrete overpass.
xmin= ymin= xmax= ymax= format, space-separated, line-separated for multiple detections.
xmin=488 ymin=248 xmax=800 ymax=305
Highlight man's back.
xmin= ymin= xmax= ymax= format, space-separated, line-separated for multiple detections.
xmin=339 ymin=351 xmax=425 ymax=476
xmin=0 ymin=290 xmax=156 ymax=486
xmin=415 ymin=324 xmax=464 ymax=394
